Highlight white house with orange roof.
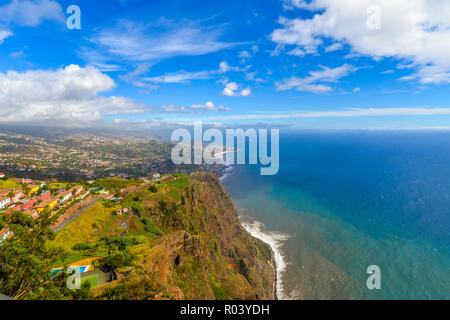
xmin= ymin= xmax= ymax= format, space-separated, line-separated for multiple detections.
xmin=0 ymin=196 xmax=10 ymax=209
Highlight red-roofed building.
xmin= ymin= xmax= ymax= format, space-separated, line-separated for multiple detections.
xmin=20 ymin=199 xmax=36 ymax=210
xmin=38 ymin=191 xmax=51 ymax=201
xmin=0 ymin=173 xmax=5 ymax=178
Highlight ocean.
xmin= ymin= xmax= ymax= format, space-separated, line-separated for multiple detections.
xmin=221 ymin=130 xmax=450 ymax=300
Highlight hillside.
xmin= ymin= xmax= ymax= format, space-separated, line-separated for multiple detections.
xmin=47 ymin=172 xmax=275 ymax=300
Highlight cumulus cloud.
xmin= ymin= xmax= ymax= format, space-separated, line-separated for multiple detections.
xmin=0 ymin=30 xmax=12 ymax=44
xmin=276 ymin=64 xmax=356 ymax=93
xmin=0 ymin=65 xmax=153 ymax=125
xmin=218 ymin=61 xmax=240 ymax=73
xmin=238 ymin=44 xmax=259 ymax=62
xmin=272 ymin=0 xmax=450 ymax=84
xmin=221 ymin=81 xmax=251 ymax=96
xmin=0 ymin=0 xmax=64 ymax=27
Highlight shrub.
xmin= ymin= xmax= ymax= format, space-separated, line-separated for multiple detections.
xmin=72 ymin=243 xmax=93 ymax=251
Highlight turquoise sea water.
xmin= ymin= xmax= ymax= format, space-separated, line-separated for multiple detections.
xmin=221 ymin=131 xmax=450 ymax=300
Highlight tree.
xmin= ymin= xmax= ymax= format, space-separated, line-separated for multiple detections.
xmin=0 ymin=211 xmax=66 ymax=299
xmin=22 ymin=186 xmax=31 ymax=196
xmin=7 ymin=191 xmax=15 ymax=199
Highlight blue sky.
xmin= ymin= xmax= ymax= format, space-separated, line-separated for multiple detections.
xmin=0 ymin=0 xmax=450 ymax=131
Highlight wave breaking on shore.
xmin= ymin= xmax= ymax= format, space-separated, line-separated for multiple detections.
xmin=239 ymin=218 xmax=292 ymax=300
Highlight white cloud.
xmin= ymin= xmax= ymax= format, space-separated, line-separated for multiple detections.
xmin=161 ymin=101 xmax=230 ymax=114
xmin=190 ymin=101 xmax=230 ymax=112
xmin=0 ymin=65 xmax=153 ymax=125
xmin=0 ymin=0 xmax=64 ymax=27
xmin=89 ymin=19 xmax=236 ymax=63
xmin=238 ymin=50 xmax=251 ymax=59
xmin=78 ymin=47 xmax=123 ymax=72
xmin=218 ymin=61 xmax=240 ymax=73
xmin=276 ymin=64 xmax=356 ymax=93
xmin=10 ymin=49 xmax=24 ymax=58
xmin=272 ymin=0 xmax=450 ymax=84
xmin=381 ymin=70 xmax=395 ymax=74
xmin=245 ymin=71 xmax=265 ymax=82
xmin=138 ymin=60 xmax=243 ymax=87
xmin=178 ymin=107 xmax=450 ymax=122
xmin=353 ymin=87 xmax=360 ymax=93
xmin=221 ymin=81 xmax=251 ymax=97
xmin=238 ymin=45 xmax=259 ymax=62
xmin=119 ymin=63 xmax=159 ymax=92
xmin=240 ymin=88 xmax=251 ymax=96
xmin=144 ymin=70 xmax=214 ymax=84
xmin=0 ymin=30 xmax=12 ymax=44
xmin=325 ymin=43 xmax=343 ymax=52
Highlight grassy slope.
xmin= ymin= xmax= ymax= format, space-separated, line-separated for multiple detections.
xmin=0 ymin=179 xmax=21 ymax=189
xmin=51 ymin=202 xmax=113 ymax=250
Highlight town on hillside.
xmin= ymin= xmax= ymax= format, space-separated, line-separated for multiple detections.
xmin=0 ymin=172 xmax=161 ymax=242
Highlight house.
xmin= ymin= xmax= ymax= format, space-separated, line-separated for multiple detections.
xmin=0 ymin=197 xmax=11 ymax=209
xmin=38 ymin=190 xmax=51 ymax=201
xmin=0 ymin=173 xmax=5 ymax=178
xmin=36 ymin=199 xmax=58 ymax=213
xmin=24 ymin=209 xmax=39 ymax=219
xmin=21 ymin=199 xmax=36 ymax=210
xmin=11 ymin=198 xmax=35 ymax=211
xmin=0 ymin=230 xmax=12 ymax=243
xmin=58 ymin=190 xmax=72 ymax=203
xmin=25 ymin=184 xmax=40 ymax=194
xmin=21 ymin=178 xmax=33 ymax=184
xmin=12 ymin=191 xmax=25 ymax=203
xmin=152 ymin=172 xmax=161 ymax=179
xmin=73 ymin=186 xmax=84 ymax=195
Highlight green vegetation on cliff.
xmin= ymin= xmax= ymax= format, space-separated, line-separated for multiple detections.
xmin=1 ymin=172 xmax=275 ymax=300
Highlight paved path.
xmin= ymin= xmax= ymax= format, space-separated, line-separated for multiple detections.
xmin=53 ymin=198 xmax=101 ymax=233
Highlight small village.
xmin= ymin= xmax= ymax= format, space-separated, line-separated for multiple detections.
xmin=0 ymin=172 xmax=162 ymax=242
xmin=0 ymin=171 xmax=170 ymax=288
xmin=0 ymin=174 xmax=88 ymax=240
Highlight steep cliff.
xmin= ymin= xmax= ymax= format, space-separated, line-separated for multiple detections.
xmin=93 ymin=172 xmax=275 ymax=300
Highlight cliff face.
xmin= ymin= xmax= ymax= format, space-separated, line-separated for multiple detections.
xmin=96 ymin=172 xmax=275 ymax=300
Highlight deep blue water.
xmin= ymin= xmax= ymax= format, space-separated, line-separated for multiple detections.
xmin=222 ymin=131 xmax=450 ymax=299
